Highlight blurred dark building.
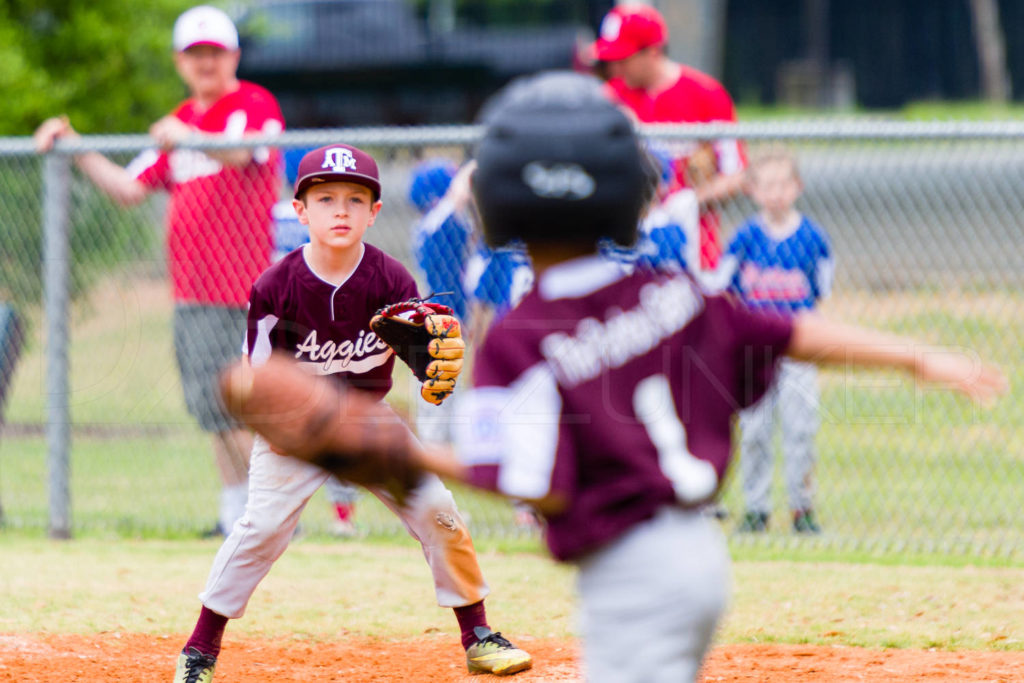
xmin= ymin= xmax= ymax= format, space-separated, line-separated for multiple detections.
xmin=724 ymin=0 xmax=1022 ymax=108
xmin=236 ymin=0 xmax=611 ymax=127
xmin=236 ymin=0 xmax=1017 ymax=123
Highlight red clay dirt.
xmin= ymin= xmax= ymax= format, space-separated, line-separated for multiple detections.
xmin=3 ymin=633 xmax=1024 ymax=681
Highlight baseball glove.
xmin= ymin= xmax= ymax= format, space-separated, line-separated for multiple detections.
xmin=686 ymin=141 xmax=719 ymax=187
xmin=219 ymin=354 xmax=424 ymax=503
xmin=370 ymin=299 xmax=464 ymax=405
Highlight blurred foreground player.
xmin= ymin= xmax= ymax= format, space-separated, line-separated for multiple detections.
xmin=432 ymin=71 xmax=1005 ymax=683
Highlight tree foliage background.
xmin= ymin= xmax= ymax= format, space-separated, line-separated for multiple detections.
xmin=1 ymin=1 xmax=207 ymax=312
xmin=0 ymin=0 xmax=201 ymax=136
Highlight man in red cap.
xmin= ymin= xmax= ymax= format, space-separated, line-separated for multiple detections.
xmin=35 ymin=6 xmax=285 ymax=539
xmin=590 ymin=4 xmax=746 ymax=271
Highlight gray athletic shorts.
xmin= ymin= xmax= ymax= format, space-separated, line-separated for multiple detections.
xmin=173 ymin=304 xmax=247 ymax=433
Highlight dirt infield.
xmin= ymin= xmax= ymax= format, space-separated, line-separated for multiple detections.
xmin=4 ymin=634 xmax=1024 ymax=682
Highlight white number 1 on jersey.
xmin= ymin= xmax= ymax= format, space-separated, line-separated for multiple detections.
xmin=633 ymin=374 xmax=719 ymax=505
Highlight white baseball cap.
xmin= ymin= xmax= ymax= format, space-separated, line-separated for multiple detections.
xmin=173 ymin=5 xmax=239 ymax=52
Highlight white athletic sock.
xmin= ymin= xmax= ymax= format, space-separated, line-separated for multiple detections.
xmin=219 ymin=483 xmax=249 ymax=533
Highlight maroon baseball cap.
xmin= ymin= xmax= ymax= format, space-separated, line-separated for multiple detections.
xmin=293 ymin=144 xmax=381 ymax=200
xmin=591 ymin=4 xmax=668 ymax=62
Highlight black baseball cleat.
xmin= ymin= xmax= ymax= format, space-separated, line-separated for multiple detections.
xmin=736 ymin=510 xmax=769 ymax=533
xmin=793 ymin=509 xmax=822 ymax=534
xmin=199 ymin=522 xmax=225 ymax=539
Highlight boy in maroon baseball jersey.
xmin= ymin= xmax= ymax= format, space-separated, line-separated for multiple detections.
xmin=174 ymin=144 xmax=532 ymax=681
xmin=434 ymin=71 xmax=1006 ymax=683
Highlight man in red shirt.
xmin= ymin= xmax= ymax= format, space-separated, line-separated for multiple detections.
xmin=591 ymin=4 xmax=746 ymax=270
xmin=35 ymin=5 xmax=285 ymax=536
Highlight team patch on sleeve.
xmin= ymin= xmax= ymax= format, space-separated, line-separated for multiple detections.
xmin=455 ymin=365 xmax=561 ymax=501
xmin=454 ymin=387 xmax=513 ymax=466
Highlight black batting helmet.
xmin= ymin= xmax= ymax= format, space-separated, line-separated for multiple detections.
xmin=471 ymin=71 xmax=647 ymax=250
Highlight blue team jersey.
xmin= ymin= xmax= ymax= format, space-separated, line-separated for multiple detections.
xmin=600 ymin=220 xmax=689 ymax=274
xmin=412 ymin=200 xmax=473 ymax=320
xmin=271 ymin=199 xmax=308 ymax=261
xmin=725 ymin=215 xmax=833 ymax=315
xmin=467 ymin=246 xmax=533 ymax=318
xmin=601 ymin=193 xmax=697 ymax=275
xmin=636 ymin=217 xmax=689 ymax=273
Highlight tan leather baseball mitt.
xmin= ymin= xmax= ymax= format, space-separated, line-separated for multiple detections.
xmin=370 ymin=299 xmax=464 ymax=405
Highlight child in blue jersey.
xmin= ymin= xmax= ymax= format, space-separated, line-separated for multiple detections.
xmin=409 ymin=157 xmax=473 ymax=319
xmin=464 ymin=243 xmax=534 ymax=343
xmin=721 ymin=147 xmax=834 ymax=534
xmin=600 ymin=144 xmax=700 ymax=277
xmin=637 ymin=144 xmax=701 ymax=274
xmin=407 ymin=158 xmax=475 ymax=448
xmin=411 ymin=159 xmax=540 ymax=530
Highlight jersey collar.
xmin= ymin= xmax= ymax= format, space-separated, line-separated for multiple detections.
xmin=538 ymin=254 xmax=628 ymax=301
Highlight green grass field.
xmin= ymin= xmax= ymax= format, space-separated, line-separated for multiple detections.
xmin=736 ymin=99 xmax=1024 ymax=121
xmin=2 ymin=536 xmax=1024 ymax=652
xmin=0 ymin=275 xmax=1021 ymax=566
xmin=0 ymin=272 xmax=1023 ymax=672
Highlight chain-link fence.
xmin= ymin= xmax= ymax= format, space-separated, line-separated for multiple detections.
xmin=0 ymin=123 xmax=1021 ymax=556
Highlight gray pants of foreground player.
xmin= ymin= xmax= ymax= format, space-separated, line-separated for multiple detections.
xmin=739 ymin=360 xmax=820 ymax=514
xmin=576 ymin=507 xmax=730 ymax=683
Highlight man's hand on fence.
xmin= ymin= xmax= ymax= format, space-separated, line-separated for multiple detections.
xmin=33 ymin=116 xmax=77 ymax=154
xmin=149 ymin=116 xmax=193 ymax=151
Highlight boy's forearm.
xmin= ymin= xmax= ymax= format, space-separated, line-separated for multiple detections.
xmin=204 ymin=145 xmax=254 ymax=168
xmin=786 ymin=312 xmax=919 ymax=374
xmin=417 ymin=444 xmax=567 ymax=516
xmin=786 ymin=312 xmax=1008 ymax=403
xmin=695 ymin=169 xmax=745 ymax=205
xmin=414 ymin=444 xmax=467 ymax=482
xmin=74 ymin=152 xmax=148 ymax=206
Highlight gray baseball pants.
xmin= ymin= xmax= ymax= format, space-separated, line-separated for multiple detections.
xmin=739 ymin=359 xmax=821 ymax=514
xmin=575 ymin=506 xmax=730 ymax=683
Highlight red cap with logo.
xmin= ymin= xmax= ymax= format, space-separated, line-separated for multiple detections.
xmin=591 ymin=4 xmax=668 ymax=62
xmin=293 ymin=144 xmax=381 ymax=200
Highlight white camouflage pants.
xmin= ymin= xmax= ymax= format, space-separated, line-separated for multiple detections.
xmin=738 ymin=359 xmax=821 ymax=514
xmin=199 ymin=421 xmax=489 ymax=619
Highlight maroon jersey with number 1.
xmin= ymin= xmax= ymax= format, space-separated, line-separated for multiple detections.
xmin=457 ymin=255 xmax=793 ymax=561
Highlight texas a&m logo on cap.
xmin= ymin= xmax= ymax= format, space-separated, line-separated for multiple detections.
xmin=293 ymin=143 xmax=382 ymax=200
xmin=322 ymin=147 xmax=358 ymax=173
